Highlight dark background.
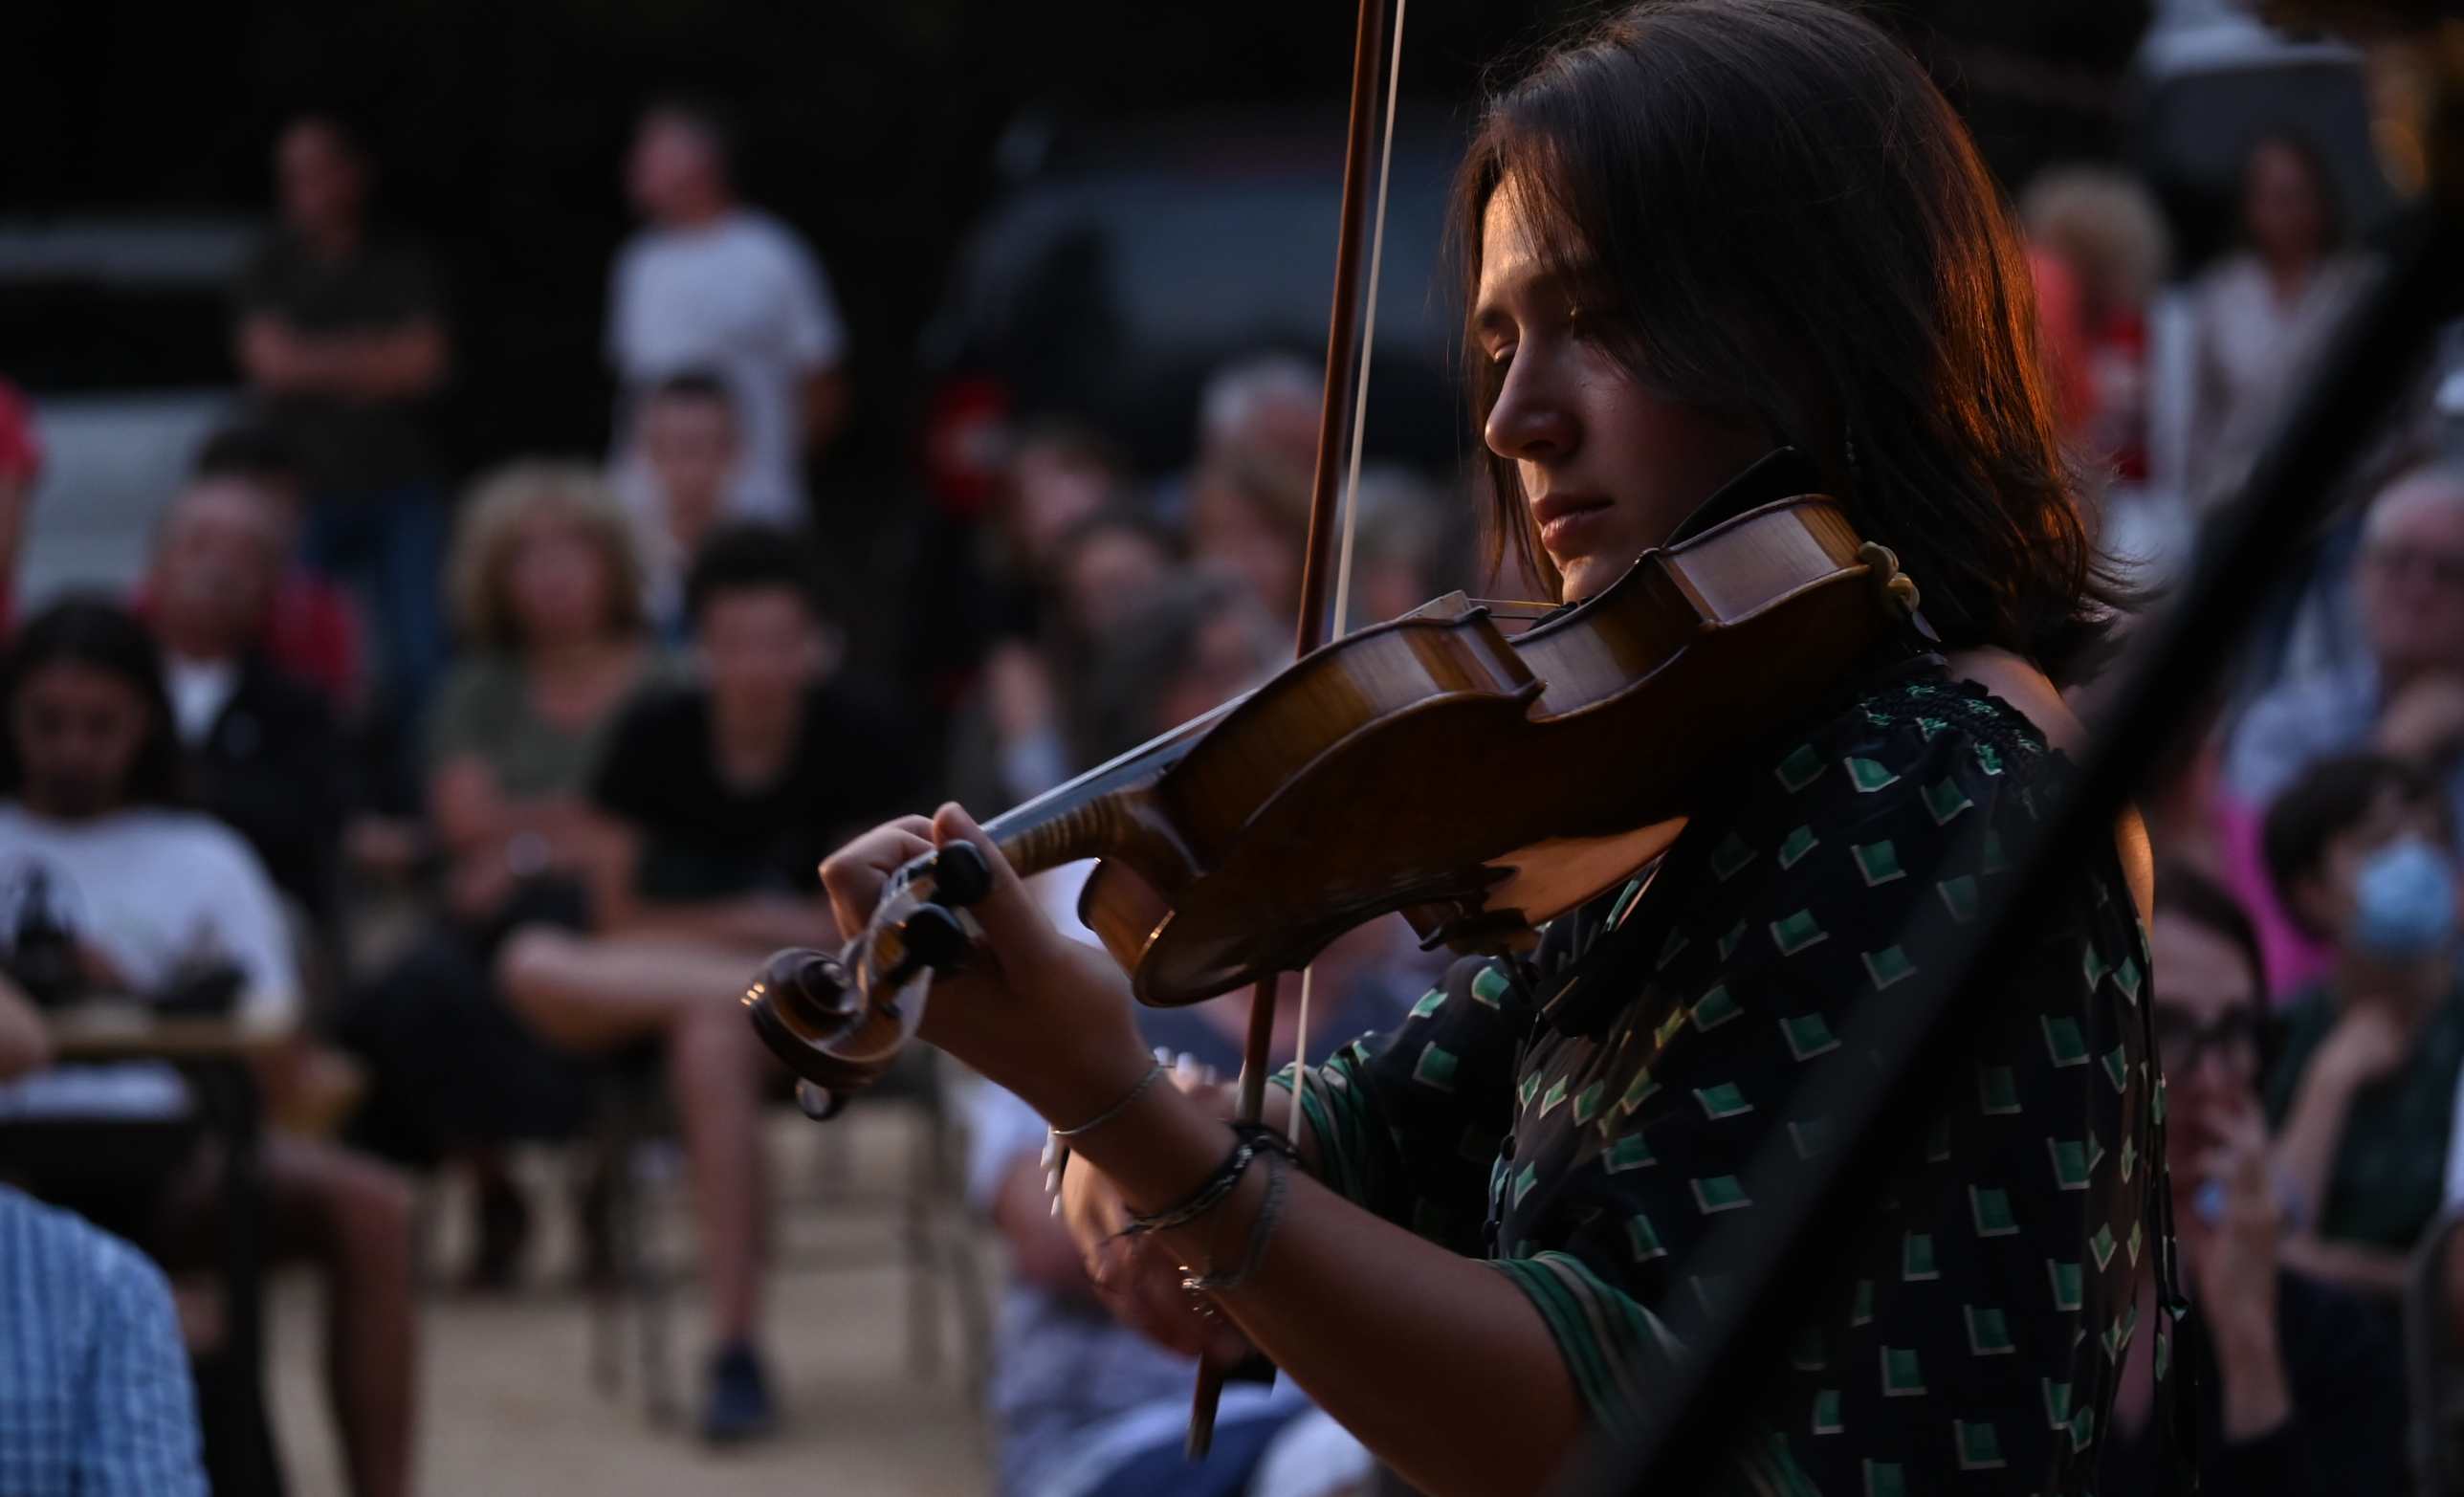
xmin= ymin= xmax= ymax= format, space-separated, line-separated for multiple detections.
xmin=1 ymin=0 xmax=2150 ymax=497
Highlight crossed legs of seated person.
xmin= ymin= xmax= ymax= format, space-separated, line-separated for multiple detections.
xmin=496 ymin=926 xmax=781 ymax=1440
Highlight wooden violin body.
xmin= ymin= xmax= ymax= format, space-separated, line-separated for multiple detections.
xmin=992 ymin=492 xmax=1897 ymax=1006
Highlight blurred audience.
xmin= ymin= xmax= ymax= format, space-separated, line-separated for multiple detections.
xmin=1079 ymin=572 xmax=1285 ymax=770
xmin=609 ymin=97 xmax=847 ymax=526
xmin=497 ymin=525 xmax=921 ymax=1442
xmin=0 ymin=377 xmax=43 ymax=629
xmin=139 ymin=477 xmax=351 ymax=936
xmin=2101 ymin=869 xmax=2402 ymax=1497
xmin=2021 ymin=166 xmax=2167 ymax=485
xmin=1186 ymin=355 xmax=1323 ymax=627
xmin=234 ymin=116 xmax=451 ymax=752
xmin=2224 ymin=466 xmax=2464 ymax=989
xmin=340 ymin=462 xmax=672 ymax=1281
xmin=0 ymin=602 xmax=415 ymax=1497
xmin=2259 ymin=754 xmax=2464 ymax=1299
xmin=627 ymin=371 xmax=741 ymax=641
xmin=0 ymin=983 xmax=207 ymax=1497
xmin=191 ymin=425 xmax=366 ymax=710
xmin=1338 ymin=464 xmax=1449 ymax=633
xmin=2187 ymin=131 xmax=2378 ymax=516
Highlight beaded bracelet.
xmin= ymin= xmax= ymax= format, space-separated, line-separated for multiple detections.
xmin=1184 ymin=1151 xmax=1288 ymax=1293
xmin=1125 ymin=1123 xmax=1297 ymax=1237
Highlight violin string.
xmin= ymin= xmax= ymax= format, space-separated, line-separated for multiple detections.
xmin=1288 ymin=967 xmax=1313 ymax=1137
xmin=1329 ymin=0 xmax=1408 ymax=641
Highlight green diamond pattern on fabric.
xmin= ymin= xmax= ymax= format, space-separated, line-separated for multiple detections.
xmin=1880 ymin=1347 xmax=1926 ymax=1398
xmin=1862 ymin=945 xmax=1917 ymax=989
xmin=1656 ymin=926 xmax=1689 ymax=971
xmin=1696 ymin=1082 xmax=1751 ymax=1119
xmin=1709 ymin=835 xmax=1756 ymax=881
xmin=2114 ymin=955 xmax=2144 ymax=1002
xmin=1792 ymin=1327 xmax=1826 ymax=1371
xmin=2089 ymin=1223 xmax=2118 ymax=1270
xmin=1718 ymin=918 xmax=1749 ymax=959
xmin=1977 ymin=1065 xmax=2022 ymax=1115
xmin=1975 ymin=740 xmax=2005 ymax=776
xmin=2101 ymin=1306 xmax=2136 ymax=1364
xmin=1412 ymin=1044 xmax=1459 ymax=1091
xmin=1604 ymin=1132 xmax=1655 ymax=1173
xmin=1852 ymin=1278 xmax=1876 ymax=1326
xmin=2049 ymin=1138 xmax=2092 ymax=1191
xmin=1812 ymin=1389 xmax=1843 ymax=1435
xmin=2121 ymin=1136 xmax=2138 ymax=1181
xmin=1692 ymin=1175 xmax=1751 ymax=1214
xmin=1409 ymin=986 xmax=1447 ymax=1021
xmin=1852 ymin=840 xmax=1905 ymax=886
xmin=1970 ymin=1186 xmax=2019 ymax=1237
xmin=1922 ymin=778 xmax=1973 ymax=825
xmin=1863 ymin=1461 xmax=1910 ymax=1497
xmin=1771 ymin=909 xmax=1828 ymax=956
xmin=1917 ymin=715 xmax=1947 ymax=738
xmin=2041 ymin=1015 xmax=2088 ymax=1067
xmin=1903 ymin=1231 xmax=1939 ymax=1281
xmin=1792 ymin=1116 xmax=1836 ymax=1157
xmin=1934 ymin=873 xmax=1979 ymax=924
xmin=1775 ymin=743 xmax=1825 ymax=791
xmin=1655 ymin=1007 xmax=1686 ymax=1047
xmin=1573 ymin=1081 xmax=1605 ymax=1126
xmin=2069 ymin=1405 xmax=2096 ymax=1452
xmin=1539 ymin=1078 xmax=1570 ymax=1117
xmin=2087 ymin=1130 xmax=2106 ymax=1174
xmin=2128 ymin=1221 xmax=2145 ymax=1266
xmin=1982 ymin=828 xmax=2009 ymax=872
xmin=1966 ymin=1305 xmax=2015 ymax=1356
xmin=1518 ymin=1072 xmax=1543 ymax=1110
xmin=1626 ymin=1212 xmax=1667 ymax=1263
xmin=2042 ymin=1378 xmax=2073 ymax=1430
xmin=1848 ymin=757 xmax=1902 ymax=793
xmin=1783 ymin=1011 xmax=1840 ymax=1060
xmin=1469 ymin=966 xmax=1510 ymax=1008
xmin=1691 ymin=983 xmax=1741 ymax=1031
xmin=1511 ymin=1162 xmax=1539 ymax=1207
xmin=2081 ymin=940 xmax=2110 ymax=987
xmin=1606 ymin=877 xmax=1646 ymax=928
xmin=1955 ymin=1420 xmax=2007 ymax=1470
xmin=1778 ymin=825 xmax=1820 ymax=869
xmin=2048 ymin=1259 xmax=2083 ymax=1312
xmin=2101 ymin=1046 xmax=2131 ymax=1093
xmin=1618 ymin=1068 xmax=1661 ymax=1114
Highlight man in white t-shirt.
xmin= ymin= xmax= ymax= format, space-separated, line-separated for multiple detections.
xmin=607 ymin=99 xmax=847 ymax=525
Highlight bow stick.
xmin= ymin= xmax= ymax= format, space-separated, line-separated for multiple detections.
xmin=1186 ymin=0 xmax=1403 ymax=1456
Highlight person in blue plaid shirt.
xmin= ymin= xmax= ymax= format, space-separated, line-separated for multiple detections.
xmin=0 ymin=984 xmax=206 ymax=1497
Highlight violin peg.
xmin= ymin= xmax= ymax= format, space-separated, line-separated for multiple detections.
xmin=931 ymin=841 xmax=995 ymax=908
xmin=795 ymin=1080 xmax=844 ymax=1121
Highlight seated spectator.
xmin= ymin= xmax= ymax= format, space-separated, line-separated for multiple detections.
xmin=2101 ymin=868 xmax=2402 ymax=1496
xmin=623 ymin=371 xmax=740 ymax=642
xmin=2260 ymin=753 xmax=2464 ymax=1297
xmin=498 ymin=524 xmax=923 ymax=1442
xmin=339 ymin=461 xmax=674 ymax=1281
xmin=190 ymin=424 xmax=366 ymax=712
xmin=1338 ymin=464 xmax=1451 ymax=633
xmin=1186 ymin=356 xmax=1322 ymax=628
xmin=140 ymin=477 xmax=350 ymax=933
xmin=0 ymin=987 xmax=207 ymax=1497
xmin=1077 ymin=572 xmax=1285 ymax=769
xmin=0 ymin=601 xmax=413 ymax=1497
xmin=2222 ymin=464 xmax=2464 ymax=991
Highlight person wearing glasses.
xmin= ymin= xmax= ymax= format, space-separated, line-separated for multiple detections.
xmin=2100 ymin=867 xmax=2401 ymax=1497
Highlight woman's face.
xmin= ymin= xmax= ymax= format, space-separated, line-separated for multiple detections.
xmin=2244 ymin=140 xmax=2329 ymax=271
xmin=1475 ymin=184 xmax=1767 ymax=602
xmin=504 ymin=515 xmax=617 ymax=649
xmin=2149 ymin=911 xmax=2261 ymax=1176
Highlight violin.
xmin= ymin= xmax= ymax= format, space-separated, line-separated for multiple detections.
xmin=746 ymin=451 xmax=1923 ymax=1114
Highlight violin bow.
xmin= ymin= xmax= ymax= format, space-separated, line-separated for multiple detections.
xmin=1187 ymin=0 xmax=1406 ymax=1456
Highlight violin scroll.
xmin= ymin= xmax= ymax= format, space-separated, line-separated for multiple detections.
xmin=744 ymin=840 xmax=994 ymax=1120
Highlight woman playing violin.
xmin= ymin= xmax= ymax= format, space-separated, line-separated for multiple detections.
xmin=826 ymin=2 xmax=2160 ymax=1492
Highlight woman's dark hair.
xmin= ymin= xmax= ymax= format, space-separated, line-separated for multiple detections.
xmin=684 ymin=524 xmax=832 ymax=625
xmin=1459 ymin=0 xmax=2120 ymax=677
xmin=2260 ymin=752 xmax=2451 ymax=926
xmin=2153 ymin=865 xmax=2267 ymax=1008
xmin=0 ymin=599 xmax=187 ymax=807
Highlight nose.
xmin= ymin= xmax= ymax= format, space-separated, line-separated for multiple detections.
xmin=1484 ymin=356 xmax=1576 ymax=467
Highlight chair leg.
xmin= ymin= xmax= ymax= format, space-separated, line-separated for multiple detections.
xmin=627 ymin=1143 xmax=679 ymax=1423
xmin=585 ymin=1151 xmax=624 ymax=1398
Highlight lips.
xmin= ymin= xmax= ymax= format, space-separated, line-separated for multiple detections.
xmin=1529 ymin=492 xmax=1613 ymax=553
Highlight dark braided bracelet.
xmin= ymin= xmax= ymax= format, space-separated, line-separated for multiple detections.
xmin=1124 ymin=1122 xmax=1297 ymax=1237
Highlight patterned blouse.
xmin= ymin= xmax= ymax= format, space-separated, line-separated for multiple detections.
xmin=1282 ymin=666 xmax=2166 ymax=1495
